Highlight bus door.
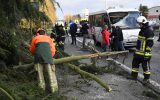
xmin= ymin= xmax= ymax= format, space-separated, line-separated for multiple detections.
xmin=103 ymin=13 xmax=111 ymax=30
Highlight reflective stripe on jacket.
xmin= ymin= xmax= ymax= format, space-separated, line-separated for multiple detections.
xmin=135 ymin=24 xmax=154 ymax=57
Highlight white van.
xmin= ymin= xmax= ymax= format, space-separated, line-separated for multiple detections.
xmin=89 ymin=8 xmax=140 ymax=47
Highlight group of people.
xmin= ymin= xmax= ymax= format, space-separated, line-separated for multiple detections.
xmin=100 ymin=25 xmax=125 ymax=52
xmin=69 ymin=20 xmax=90 ymax=48
xmin=101 ymin=16 xmax=154 ymax=84
xmin=28 ymin=16 xmax=154 ymax=95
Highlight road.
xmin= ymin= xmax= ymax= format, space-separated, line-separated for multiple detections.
xmin=63 ymin=35 xmax=160 ymax=100
xmin=75 ymin=35 xmax=160 ymax=84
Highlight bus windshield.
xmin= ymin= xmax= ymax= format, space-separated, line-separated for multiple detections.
xmin=109 ymin=11 xmax=140 ymax=29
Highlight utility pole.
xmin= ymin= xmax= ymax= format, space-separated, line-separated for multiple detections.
xmin=105 ymin=0 xmax=107 ymax=9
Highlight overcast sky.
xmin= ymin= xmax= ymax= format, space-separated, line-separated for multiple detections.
xmin=55 ymin=0 xmax=160 ymax=20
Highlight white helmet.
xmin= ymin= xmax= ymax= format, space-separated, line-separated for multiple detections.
xmin=137 ymin=16 xmax=148 ymax=24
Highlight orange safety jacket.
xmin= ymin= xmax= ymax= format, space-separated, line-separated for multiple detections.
xmin=29 ymin=34 xmax=56 ymax=64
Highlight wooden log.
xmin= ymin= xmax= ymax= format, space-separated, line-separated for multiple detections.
xmin=54 ymin=50 xmax=129 ymax=64
xmin=14 ymin=51 xmax=128 ymax=69
xmin=65 ymin=63 xmax=112 ymax=92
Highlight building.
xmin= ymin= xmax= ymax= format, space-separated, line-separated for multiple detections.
xmin=148 ymin=6 xmax=160 ymax=21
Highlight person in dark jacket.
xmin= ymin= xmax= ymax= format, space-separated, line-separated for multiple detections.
xmin=81 ymin=22 xmax=89 ymax=47
xmin=110 ymin=25 xmax=119 ymax=51
xmin=129 ymin=16 xmax=154 ymax=84
xmin=29 ymin=28 xmax=58 ymax=94
xmin=70 ymin=21 xmax=77 ymax=45
xmin=116 ymin=26 xmax=125 ymax=51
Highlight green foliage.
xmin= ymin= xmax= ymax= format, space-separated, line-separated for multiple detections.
xmin=0 ymin=68 xmax=67 ymax=99
xmin=0 ymin=0 xmax=52 ymax=65
xmin=139 ymin=4 xmax=149 ymax=18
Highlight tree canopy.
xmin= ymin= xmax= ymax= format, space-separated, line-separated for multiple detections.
xmin=139 ymin=4 xmax=149 ymax=18
xmin=0 ymin=0 xmax=56 ymax=65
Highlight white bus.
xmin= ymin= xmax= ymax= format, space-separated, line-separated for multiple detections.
xmin=89 ymin=8 xmax=140 ymax=47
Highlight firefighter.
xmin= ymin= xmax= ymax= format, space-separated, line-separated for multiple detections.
xmin=29 ymin=28 xmax=58 ymax=94
xmin=130 ymin=16 xmax=154 ymax=84
xmin=50 ymin=28 xmax=57 ymax=44
xmin=56 ymin=25 xmax=66 ymax=51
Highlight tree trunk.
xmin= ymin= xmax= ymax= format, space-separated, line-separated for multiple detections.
xmin=14 ymin=51 xmax=129 ymax=69
xmin=65 ymin=63 xmax=112 ymax=92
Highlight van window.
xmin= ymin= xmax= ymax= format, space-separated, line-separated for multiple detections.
xmin=109 ymin=11 xmax=140 ymax=29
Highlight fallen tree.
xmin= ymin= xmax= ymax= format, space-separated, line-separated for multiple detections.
xmin=12 ymin=51 xmax=128 ymax=92
xmin=65 ymin=63 xmax=112 ymax=92
xmin=14 ymin=50 xmax=129 ymax=69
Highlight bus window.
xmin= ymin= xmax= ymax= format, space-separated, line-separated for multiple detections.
xmin=103 ymin=14 xmax=111 ymax=29
xmin=95 ymin=14 xmax=103 ymax=27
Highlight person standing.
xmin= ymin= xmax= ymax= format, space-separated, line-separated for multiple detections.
xmin=29 ymin=28 xmax=58 ymax=94
xmin=90 ymin=25 xmax=97 ymax=45
xmin=157 ymin=15 xmax=160 ymax=41
xmin=130 ymin=16 xmax=154 ymax=84
xmin=69 ymin=21 xmax=77 ymax=45
xmin=64 ymin=22 xmax=68 ymax=35
xmin=110 ymin=25 xmax=119 ymax=51
xmin=101 ymin=25 xmax=111 ymax=52
xmin=157 ymin=26 xmax=160 ymax=42
xmin=56 ymin=25 xmax=66 ymax=51
xmin=81 ymin=22 xmax=89 ymax=47
xmin=116 ymin=26 xmax=125 ymax=51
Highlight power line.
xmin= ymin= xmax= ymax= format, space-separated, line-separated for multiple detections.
xmin=53 ymin=0 xmax=64 ymax=14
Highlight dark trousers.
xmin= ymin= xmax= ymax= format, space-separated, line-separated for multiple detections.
xmin=82 ymin=34 xmax=88 ymax=47
xmin=131 ymin=54 xmax=151 ymax=80
xmin=58 ymin=37 xmax=65 ymax=51
xmin=71 ymin=34 xmax=76 ymax=45
xmin=118 ymin=41 xmax=125 ymax=51
xmin=112 ymin=38 xmax=119 ymax=51
xmin=102 ymin=44 xmax=109 ymax=52
xmin=157 ymin=31 xmax=160 ymax=41
xmin=92 ymin=34 xmax=96 ymax=45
